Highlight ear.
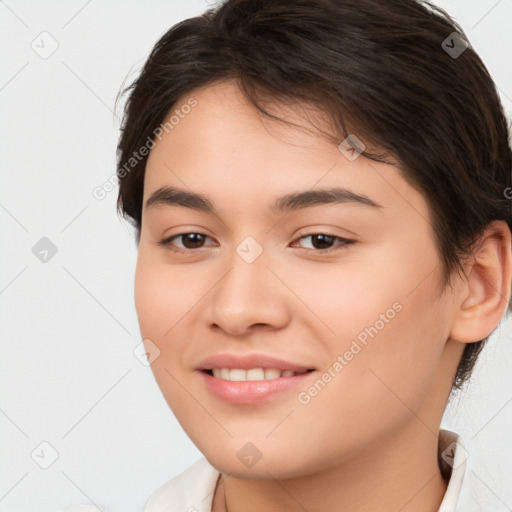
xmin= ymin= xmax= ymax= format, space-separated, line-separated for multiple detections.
xmin=449 ymin=220 xmax=512 ymax=344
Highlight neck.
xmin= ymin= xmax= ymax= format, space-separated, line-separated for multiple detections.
xmin=212 ymin=423 xmax=449 ymax=512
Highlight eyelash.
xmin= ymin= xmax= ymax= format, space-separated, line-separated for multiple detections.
xmin=157 ymin=232 xmax=354 ymax=255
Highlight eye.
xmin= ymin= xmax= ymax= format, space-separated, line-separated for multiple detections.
xmin=157 ymin=232 xmax=217 ymax=252
xmin=292 ymin=233 xmax=354 ymax=253
xmin=157 ymin=231 xmax=354 ymax=254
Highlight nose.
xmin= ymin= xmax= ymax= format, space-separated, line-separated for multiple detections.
xmin=205 ymin=246 xmax=292 ymax=336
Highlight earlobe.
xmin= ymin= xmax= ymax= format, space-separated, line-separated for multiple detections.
xmin=449 ymin=220 xmax=512 ymax=344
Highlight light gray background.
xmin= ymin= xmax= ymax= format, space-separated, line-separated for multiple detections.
xmin=0 ymin=1 xmax=511 ymax=511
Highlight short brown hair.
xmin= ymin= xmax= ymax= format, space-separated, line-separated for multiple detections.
xmin=115 ymin=0 xmax=512 ymax=390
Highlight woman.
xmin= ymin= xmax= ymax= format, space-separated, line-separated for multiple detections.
xmin=114 ymin=0 xmax=512 ymax=510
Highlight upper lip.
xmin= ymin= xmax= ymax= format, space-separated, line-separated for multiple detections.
xmin=196 ymin=353 xmax=315 ymax=372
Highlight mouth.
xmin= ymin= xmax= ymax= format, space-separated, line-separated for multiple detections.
xmin=202 ymin=368 xmax=315 ymax=381
xmin=198 ymin=367 xmax=317 ymax=405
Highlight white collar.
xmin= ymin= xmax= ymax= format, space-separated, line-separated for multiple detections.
xmin=438 ymin=429 xmax=467 ymax=512
xmin=145 ymin=429 xmax=467 ymax=512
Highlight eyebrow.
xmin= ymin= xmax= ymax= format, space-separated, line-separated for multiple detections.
xmin=144 ymin=185 xmax=383 ymax=215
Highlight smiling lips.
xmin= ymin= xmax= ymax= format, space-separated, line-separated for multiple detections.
xmin=211 ymin=367 xmax=310 ymax=381
xmin=196 ymin=353 xmax=317 ymax=404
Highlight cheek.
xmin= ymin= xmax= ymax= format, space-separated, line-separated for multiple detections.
xmin=279 ymin=255 xmax=401 ymax=344
xmin=134 ymin=254 xmax=167 ymax=338
xmin=272 ymin=254 xmax=386 ymax=326
xmin=134 ymin=249 xmax=205 ymax=338
xmin=303 ymin=242 xmax=449 ymax=410
xmin=294 ymin=297 xmax=448 ymax=460
xmin=324 ymin=279 xmax=448 ymax=426
xmin=134 ymin=251 xmax=197 ymax=409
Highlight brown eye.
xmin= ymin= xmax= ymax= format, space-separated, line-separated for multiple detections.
xmin=179 ymin=233 xmax=207 ymax=249
xmin=293 ymin=233 xmax=354 ymax=253
xmin=309 ymin=234 xmax=336 ymax=249
xmin=157 ymin=232 xmax=217 ymax=253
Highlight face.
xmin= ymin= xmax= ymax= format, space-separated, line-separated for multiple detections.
xmin=135 ymin=81 xmax=461 ymax=478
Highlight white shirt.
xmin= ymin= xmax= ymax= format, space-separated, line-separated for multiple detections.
xmin=144 ymin=429 xmax=467 ymax=512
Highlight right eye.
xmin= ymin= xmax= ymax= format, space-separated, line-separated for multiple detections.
xmin=158 ymin=232 xmax=218 ymax=253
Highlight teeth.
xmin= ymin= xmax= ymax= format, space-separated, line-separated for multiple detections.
xmin=211 ymin=368 xmax=306 ymax=381
xmin=229 ymin=369 xmax=247 ymax=382
xmin=247 ymin=368 xmax=265 ymax=380
xmin=263 ymin=368 xmax=281 ymax=380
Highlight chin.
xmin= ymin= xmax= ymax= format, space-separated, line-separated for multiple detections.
xmin=197 ymin=440 xmax=316 ymax=479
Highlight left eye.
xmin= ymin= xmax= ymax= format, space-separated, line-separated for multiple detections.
xmin=157 ymin=232 xmax=353 ymax=253
xmin=292 ymin=233 xmax=354 ymax=252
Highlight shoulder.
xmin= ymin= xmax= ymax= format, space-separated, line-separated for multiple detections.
xmin=144 ymin=457 xmax=221 ymax=512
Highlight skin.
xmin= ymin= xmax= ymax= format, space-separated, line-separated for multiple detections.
xmin=134 ymin=80 xmax=512 ymax=512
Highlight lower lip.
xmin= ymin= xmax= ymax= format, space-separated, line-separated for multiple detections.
xmin=198 ymin=370 xmax=316 ymax=405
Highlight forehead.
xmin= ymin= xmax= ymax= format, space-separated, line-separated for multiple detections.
xmin=142 ymin=81 xmax=430 ymax=226
xmin=145 ymin=81 xmax=351 ymax=180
